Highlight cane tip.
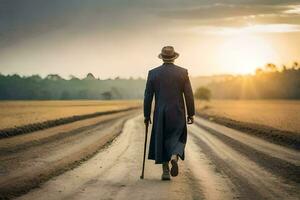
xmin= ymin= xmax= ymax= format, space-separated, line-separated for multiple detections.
xmin=140 ymin=175 xmax=144 ymax=179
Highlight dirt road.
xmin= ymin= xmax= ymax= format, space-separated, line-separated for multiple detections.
xmin=0 ymin=110 xmax=139 ymax=199
xmin=5 ymin=114 xmax=297 ymax=200
xmin=4 ymin=116 xmax=300 ymax=200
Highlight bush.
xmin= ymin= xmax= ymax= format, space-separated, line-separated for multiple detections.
xmin=195 ymin=87 xmax=211 ymax=101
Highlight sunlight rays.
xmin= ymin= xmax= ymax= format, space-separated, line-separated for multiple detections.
xmin=217 ymin=34 xmax=277 ymax=74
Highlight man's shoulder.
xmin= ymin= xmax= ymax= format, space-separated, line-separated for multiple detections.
xmin=173 ymin=64 xmax=188 ymax=73
xmin=148 ymin=64 xmax=188 ymax=73
xmin=148 ymin=65 xmax=163 ymax=74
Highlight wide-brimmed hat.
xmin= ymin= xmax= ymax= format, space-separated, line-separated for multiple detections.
xmin=158 ymin=46 xmax=179 ymax=61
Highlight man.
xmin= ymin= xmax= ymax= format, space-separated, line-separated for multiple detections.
xmin=144 ymin=46 xmax=195 ymax=181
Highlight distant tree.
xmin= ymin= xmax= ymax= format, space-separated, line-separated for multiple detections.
xmin=292 ymin=62 xmax=299 ymax=69
xmin=101 ymin=91 xmax=112 ymax=100
xmin=28 ymin=75 xmax=42 ymax=81
xmin=85 ymin=73 xmax=96 ymax=80
xmin=9 ymin=74 xmax=21 ymax=79
xmin=255 ymin=68 xmax=264 ymax=75
xmin=40 ymin=90 xmax=52 ymax=99
xmin=27 ymin=89 xmax=38 ymax=99
xmin=111 ymin=87 xmax=122 ymax=99
xmin=69 ymin=75 xmax=80 ymax=80
xmin=195 ymin=87 xmax=211 ymax=101
xmin=60 ymin=90 xmax=70 ymax=100
xmin=78 ymin=90 xmax=88 ymax=99
xmin=281 ymin=65 xmax=287 ymax=72
xmin=46 ymin=74 xmax=63 ymax=81
xmin=265 ymin=63 xmax=278 ymax=72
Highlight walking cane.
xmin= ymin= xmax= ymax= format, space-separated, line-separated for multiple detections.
xmin=140 ymin=121 xmax=149 ymax=179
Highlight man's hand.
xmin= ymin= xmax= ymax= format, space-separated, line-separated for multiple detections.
xmin=144 ymin=118 xmax=151 ymax=126
xmin=187 ymin=116 xmax=194 ymax=124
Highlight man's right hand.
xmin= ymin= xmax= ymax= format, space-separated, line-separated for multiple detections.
xmin=144 ymin=118 xmax=151 ymax=126
xmin=187 ymin=116 xmax=194 ymax=124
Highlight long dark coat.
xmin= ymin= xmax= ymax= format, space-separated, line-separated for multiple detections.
xmin=144 ymin=63 xmax=195 ymax=164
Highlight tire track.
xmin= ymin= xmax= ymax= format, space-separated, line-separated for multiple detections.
xmin=189 ymin=119 xmax=300 ymax=200
xmin=0 ymin=113 xmax=130 ymax=156
xmin=0 ymin=111 xmax=139 ymax=199
xmin=0 ymin=107 xmax=140 ymax=139
xmin=194 ymin=120 xmax=300 ymax=183
xmin=185 ymin=135 xmax=238 ymax=200
xmin=189 ymin=131 xmax=264 ymax=200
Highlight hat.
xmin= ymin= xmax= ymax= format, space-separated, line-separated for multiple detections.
xmin=158 ymin=46 xmax=179 ymax=61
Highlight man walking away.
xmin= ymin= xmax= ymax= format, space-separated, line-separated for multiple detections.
xmin=144 ymin=46 xmax=195 ymax=181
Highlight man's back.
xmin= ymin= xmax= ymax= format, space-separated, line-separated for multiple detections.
xmin=144 ymin=63 xmax=195 ymax=121
xmin=148 ymin=63 xmax=187 ymax=105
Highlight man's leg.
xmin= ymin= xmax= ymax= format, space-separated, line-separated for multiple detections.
xmin=170 ymin=154 xmax=179 ymax=177
xmin=161 ymin=162 xmax=171 ymax=181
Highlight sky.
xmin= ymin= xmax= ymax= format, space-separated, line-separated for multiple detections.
xmin=0 ymin=0 xmax=300 ymax=79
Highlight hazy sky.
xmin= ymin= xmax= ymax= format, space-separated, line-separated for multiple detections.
xmin=1 ymin=0 xmax=300 ymax=78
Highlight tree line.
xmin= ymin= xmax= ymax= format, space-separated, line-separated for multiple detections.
xmin=0 ymin=73 xmax=145 ymax=100
xmin=205 ymin=62 xmax=300 ymax=99
xmin=0 ymin=62 xmax=299 ymax=100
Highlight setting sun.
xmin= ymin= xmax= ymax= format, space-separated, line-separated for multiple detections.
xmin=218 ymin=34 xmax=277 ymax=74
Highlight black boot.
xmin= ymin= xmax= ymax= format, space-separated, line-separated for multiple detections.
xmin=170 ymin=155 xmax=179 ymax=177
xmin=161 ymin=162 xmax=171 ymax=181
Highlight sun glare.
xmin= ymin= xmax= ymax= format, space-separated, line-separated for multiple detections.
xmin=218 ymin=34 xmax=277 ymax=74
